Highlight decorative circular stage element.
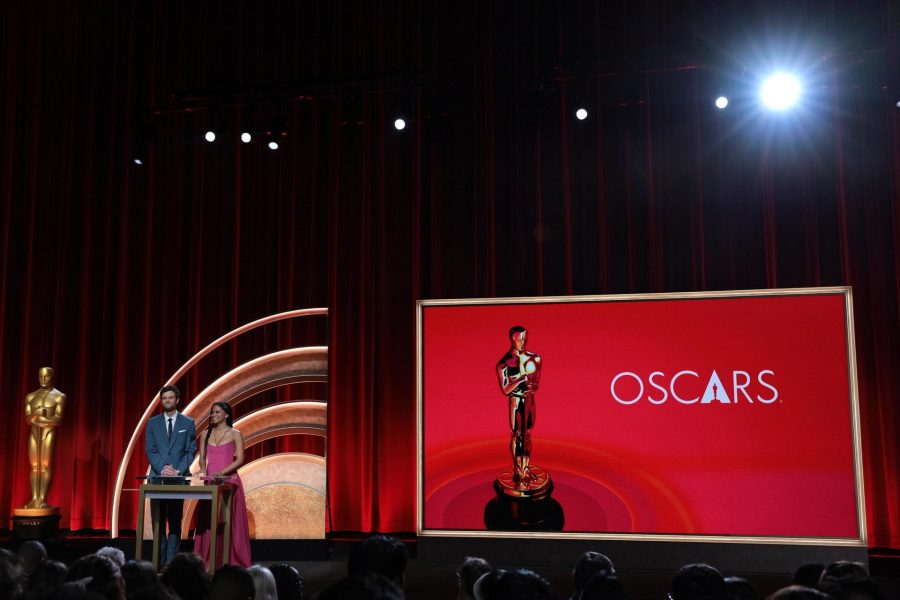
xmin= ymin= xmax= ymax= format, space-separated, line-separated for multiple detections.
xmin=178 ymin=453 xmax=326 ymax=540
xmin=494 ymin=466 xmax=552 ymax=499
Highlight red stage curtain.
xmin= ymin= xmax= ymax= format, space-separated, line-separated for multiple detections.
xmin=0 ymin=1 xmax=898 ymax=548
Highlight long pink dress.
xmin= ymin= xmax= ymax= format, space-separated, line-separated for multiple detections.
xmin=193 ymin=442 xmax=252 ymax=568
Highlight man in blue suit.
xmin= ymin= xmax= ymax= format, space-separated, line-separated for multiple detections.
xmin=145 ymin=384 xmax=197 ymax=565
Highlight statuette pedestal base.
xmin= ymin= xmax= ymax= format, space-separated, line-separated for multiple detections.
xmin=484 ymin=466 xmax=564 ymax=531
xmin=12 ymin=506 xmax=60 ymax=539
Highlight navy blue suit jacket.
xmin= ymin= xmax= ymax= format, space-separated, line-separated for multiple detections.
xmin=145 ymin=412 xmax=197 ymax=476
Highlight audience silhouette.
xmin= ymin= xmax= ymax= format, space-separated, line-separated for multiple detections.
xmin=0 ymin=538 xmax=890 ymax=600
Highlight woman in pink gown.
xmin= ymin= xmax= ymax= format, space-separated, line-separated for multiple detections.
xmin=194 ymin=401 xmax=252 ymax=568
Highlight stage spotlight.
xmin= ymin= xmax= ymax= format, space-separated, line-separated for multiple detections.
xmin=715 ymin=96 xmax=729 ymax=109
xmin=575 ymin=107 xmax=589 ymax=120
xmin=241 ymin=132 xmax=252 ymax=143
xmin=268 ymin=140 xmax=279 ymax=150
xmin=760 ymin=73 xmax=801 ymax=111
xmin=394 ymin=118 xmax=406 ymax=131
xmin=204 ymin=130 xmax=216 ymax=142
xmin=133 ymin=113 xmax=159 ymax=167
xmin=132 ymin=144 xmax=148 ymax=166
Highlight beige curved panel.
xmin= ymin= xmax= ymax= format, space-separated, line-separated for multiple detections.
xmin=187 ymin=401 xmax=327 ymax=474
xmin=243 ymin=454 xmax=327 ymax=539
xmin=183 ymin=347 xmax=327 ymax=428
xmin=182 ymin=453 xmax=326 ymax=540
xmin=241 ymin=400 xmax=327 ymax=442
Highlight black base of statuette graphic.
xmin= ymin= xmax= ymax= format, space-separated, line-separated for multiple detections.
xmin=483 ymin=466 xmax=565 ymax=531
xmin=12 ymin=513 xmax=61 ymax=540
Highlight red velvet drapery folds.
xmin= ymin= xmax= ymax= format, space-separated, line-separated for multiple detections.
xmin=1 ymin=2 xmax=898 ymax=547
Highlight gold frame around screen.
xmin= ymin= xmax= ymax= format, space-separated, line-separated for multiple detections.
xmin=416 ymin=287 xmax=867 ymax=547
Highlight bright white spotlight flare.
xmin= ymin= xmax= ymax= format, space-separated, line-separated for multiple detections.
xmin=241 ymin=132 xmax=252 ymax=143
xmin=760 ymin=73 xmax=801 ymax=111
xmin=575 ymin=108 xmax=589 ymax=120
xmin=394 ymin=118 xmax=406 ymax=131
xmin=204 ymin=131 xmax=216 ymax=142
xmin=715 ymin=96 xmax=729 ymax=109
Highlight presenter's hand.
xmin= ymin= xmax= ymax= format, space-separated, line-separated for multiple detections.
xmin=161 ymin=465 xmax=178 ymax=476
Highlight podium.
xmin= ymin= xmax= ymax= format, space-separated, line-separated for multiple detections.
xmin=135 ymin=478 xmax=234 ymax=572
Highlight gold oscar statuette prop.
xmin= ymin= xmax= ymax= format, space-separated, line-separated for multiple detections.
xmin=14 ymin=367 xmax=66 ymax=525
xmin=484 ymin=326 xmax=564 ymax=530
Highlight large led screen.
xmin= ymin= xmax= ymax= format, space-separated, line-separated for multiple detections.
xmin=417 ymin=288 xmax=865 ymax=543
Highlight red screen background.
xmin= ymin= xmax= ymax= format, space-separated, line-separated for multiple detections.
xmin=421 ymin=292 xmax=861 ymax=539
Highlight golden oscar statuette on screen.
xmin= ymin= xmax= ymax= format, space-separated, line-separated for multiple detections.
xmin=484 ymin=326 xmax=564 ymax=531
xmin=12 ymin=367 xmax=66 ymax=539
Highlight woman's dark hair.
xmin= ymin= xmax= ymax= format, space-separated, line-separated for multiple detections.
xmin=670 ymin=563 xmax=727 ymax=600
xmin=768 ymin=586 xmax=832 ymax=600
xmin=205 ymin=402 xmax=234 ymax=446
xmin=0 ymin=549 xmax=23 ymax=600
xmin=207 ymin=565 xmax=255 ymax=600
xmin=24 ymin=559 xmax=69 ymax=599
xmin=581 ymin=573 xmax=629 ymax=600
xmin=127 ymin=584 xmax=180 ymax=600
xmin=458 ymin=557 xmax=492 ymax=598
xmin=475 ymin=568 xmax=555 ymax=600
xmin=791 ymin=563 xmax=824 ymax=588
xmin=268 ymin=563 xmax=303 ymax=600
xmin=159 ymin=553 xmax=209 ymax=600
xmin=66 ymin=554 xmax=124 ymax=600
xmin=120 ymin=560 xmax=156 ymax=596
xmin=347 ymin=534 xmax=409 ymax=586
xmin=573 ymin=552 xmax=615 ymax=593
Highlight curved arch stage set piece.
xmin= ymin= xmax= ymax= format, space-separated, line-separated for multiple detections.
xmin=110 ymin=308 xmax=328 ymax=540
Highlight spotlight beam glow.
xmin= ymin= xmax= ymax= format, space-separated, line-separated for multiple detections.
xmin=760 ymin=73 xmax=801 ymax=111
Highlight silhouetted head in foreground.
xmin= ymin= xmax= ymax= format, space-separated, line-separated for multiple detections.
xmin=572 ymin=552 xmax=616 ymax=600
xmin=457 ymin=556 xmax=492 ymax=600
xmin=670 ymin=563 xmax=728 ymax=600
xmin=207 ymin=565 xmax=255 ymax=600
xmin=348 ymin=534 xmax=410 ymax=588
xmin=474 ymin=568 xmax=556 ymax=600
